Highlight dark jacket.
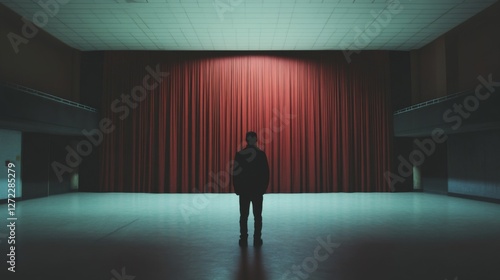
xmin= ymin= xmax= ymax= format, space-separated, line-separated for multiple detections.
xmin=232 ymin=145 xmax=270 ymax=196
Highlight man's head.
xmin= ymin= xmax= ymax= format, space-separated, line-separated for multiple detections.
xmin=245 ymin=131 xmax=257 ymax=146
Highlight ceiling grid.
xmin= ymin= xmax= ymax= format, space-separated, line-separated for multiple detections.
xmin=0 ymin=0 xmax=496 ymax=51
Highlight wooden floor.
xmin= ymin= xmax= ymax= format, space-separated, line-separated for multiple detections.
xmin=1 ymin=192 xmax=500 ymax=280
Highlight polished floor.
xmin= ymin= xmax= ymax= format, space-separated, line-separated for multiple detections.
xmin=1 ymin=192 xmax=500 ymax=280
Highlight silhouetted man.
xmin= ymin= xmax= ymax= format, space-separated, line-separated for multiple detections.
xmin=232 ymin=131 xmax=270 ymax=247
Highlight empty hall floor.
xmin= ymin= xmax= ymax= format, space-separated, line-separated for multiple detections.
xmin=1 ymin=192 xmax=500 ymax=280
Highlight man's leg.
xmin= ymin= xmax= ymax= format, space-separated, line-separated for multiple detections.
xmin=252 ymin=194 xmax=263 ymax=246
xmin=239 ymin=195 xmax=251 ymax=245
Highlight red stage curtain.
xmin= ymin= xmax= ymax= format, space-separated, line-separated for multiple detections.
xmin=99 ymin=51 xmax=392 ymax=193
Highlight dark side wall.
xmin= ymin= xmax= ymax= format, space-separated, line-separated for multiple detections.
xmin=411 ymin=37 xmax=447 ymax=103
xmin=390 ymin=52 xmax=413 ymax=192
xmin=409 ymin=1 xmax=500 ymax=200
xmin=448 ymin=130 xmax=500 ymax=200
xmin=0 ymin=4 xmax=87 ymax=200
xmin=0 ymin=3 xmax=80 ymax=102
xmin=411 ymin=1 xmax=500 ymax=101
xmin=21 ymin=134 xmax=78 ymax=200
xmin=78 ymin=52 xmax=104 ymax=191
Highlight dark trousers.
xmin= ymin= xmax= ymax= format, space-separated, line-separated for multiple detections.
xmin=239 ymin=194 xmax=263 ymax=240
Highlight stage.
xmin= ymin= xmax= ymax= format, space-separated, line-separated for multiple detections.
xmin=1 ymin=192 xmax=500 ymax=280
